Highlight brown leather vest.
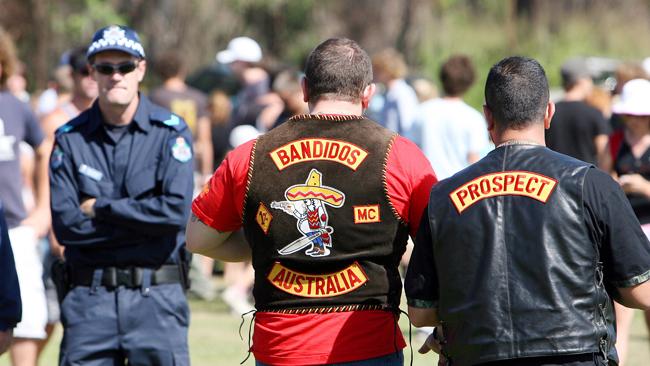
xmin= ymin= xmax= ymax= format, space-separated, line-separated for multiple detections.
xmin=243 ymin=115 xmax=409 ymax=312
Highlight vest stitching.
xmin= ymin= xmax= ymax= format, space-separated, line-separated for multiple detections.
xmin=256 ymin=303 xmax=386 ymax=314
xmin=241 ymin=138 xmax=258 ymax=224
xmin=501 ymin=145 xmax=516 ymax=355
xmin=383 ymin=134 xmax=406 ymax=225
xmin=289 ymin=113 xmax=365 ymax=122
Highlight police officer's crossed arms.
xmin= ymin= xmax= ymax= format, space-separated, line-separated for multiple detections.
xmin=405 ymin=57 xmax=650 ymax=366
xmin=49 ymin=25 xmax=193 ymax=366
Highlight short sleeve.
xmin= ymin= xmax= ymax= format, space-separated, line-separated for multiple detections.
xmin=404 ymin=206 xmax=438 ymax=308
xmin=583 ymin=168 xmax=650 ymax=288
xmin=592 ymin=108 xmax=611 ymax=137
xmin=191 ymin=139 xmax=253 ymax=232
xmin=23 ymin=103 xmax=44 ymax=148
xmin=385 ymin=136 xmax=437 ymax=237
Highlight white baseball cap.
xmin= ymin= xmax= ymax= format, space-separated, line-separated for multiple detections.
xmin=229 ymin=125 xmax=261 ymax=148
xmin=612 ymin=78 xmax=650 ymax=116
xmin=216 ymin=37 xmax=262 ymax=64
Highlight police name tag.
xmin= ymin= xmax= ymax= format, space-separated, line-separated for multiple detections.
xmin=78 ymin=164 xmax=103 ymax=181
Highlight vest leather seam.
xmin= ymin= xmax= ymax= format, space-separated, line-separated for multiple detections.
xmin=241 ymin=138 xmax=258 ymax=225
xmin=383 ymin=134 xmax=406 ymax=225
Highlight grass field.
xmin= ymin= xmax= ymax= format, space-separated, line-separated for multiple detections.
xmin=2 ymin=298 xmax=648 ymax=365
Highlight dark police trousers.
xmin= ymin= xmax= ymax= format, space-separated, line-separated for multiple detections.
xmin=59 ymin=268 xmax=189 ymax=366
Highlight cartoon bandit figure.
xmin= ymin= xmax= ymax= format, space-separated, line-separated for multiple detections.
xmin=271 ymin=169 xmax=344 ymax=257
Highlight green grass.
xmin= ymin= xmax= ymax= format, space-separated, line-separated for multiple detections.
xmin=2 ymin=299 xmax=648 ymax=365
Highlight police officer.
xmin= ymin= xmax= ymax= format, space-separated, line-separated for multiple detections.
xmin=187 ymin=38 xmax=436 ymax=365
xmin=49 ymin=25 xmax=193 ymax=365
xmin=405 ymin=56 xmax=650 ymax=366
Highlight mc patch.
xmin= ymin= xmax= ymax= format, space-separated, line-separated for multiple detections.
xmin=256 ymin=202 xmax=273 ymax=235
xmin=353 ymin=205 xmax=380 ymax=224
xmin=171 ymin=136 xmax=192 ymax=163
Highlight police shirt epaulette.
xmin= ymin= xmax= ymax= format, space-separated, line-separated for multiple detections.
xmin=55 ymin=113 xmax=89 ymax=137
xmin=150 ymin=109 xmax=187 ymax=132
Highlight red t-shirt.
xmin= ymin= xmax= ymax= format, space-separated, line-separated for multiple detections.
xmin=193 ymin=135 xmax=437 ymax=365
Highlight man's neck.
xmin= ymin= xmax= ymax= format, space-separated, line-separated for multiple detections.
xmin=99 ymin=94 xmax=139 ymax=126
xmin=163 ymin=77 xmax=187 ymax=92
xmin=563 ymin=88 xmax=586 ymax=102
xmin=309 ymin=99 xmax=364 ymax=116
xmin=492 ymin=127 xmax=546 ymax=147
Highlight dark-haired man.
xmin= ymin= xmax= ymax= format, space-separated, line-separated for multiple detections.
xmin=414 ymin=55 xmax=490 ymax=180
xmin=545 ymin=59 xmax=610 ymax=168
xmin=406 ymin=56 xmax=650 ymax=366
xmin=187 ymin=38 xmax=436 ymax=365
xmin=50 ymin=25 xmax=193 ymax=365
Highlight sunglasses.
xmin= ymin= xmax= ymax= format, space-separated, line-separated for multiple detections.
xmin=92 ymin=61 xmax=138 ymax=75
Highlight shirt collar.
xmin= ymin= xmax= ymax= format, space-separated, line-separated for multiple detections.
xmin=87 ymin=93 xmax=152 ymax=134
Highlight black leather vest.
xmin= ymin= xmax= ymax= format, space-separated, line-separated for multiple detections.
xmin=429 ymin=144 xmax=615 ymax=366
xmin=243 ymin=115 xmax=409 ymax=312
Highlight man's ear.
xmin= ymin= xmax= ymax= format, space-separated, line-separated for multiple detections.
xmin=483 ymin=104 xmax=495 ymax=131
xmin=301 ymin=77 xmax=309 ymax=103
xmin=361 ymin=83 xmax=376 ymax=110
xmin=544 ymin=101 xmax=555 ymax=129
xmin=137 ymin=59 xmax=147 ymax=83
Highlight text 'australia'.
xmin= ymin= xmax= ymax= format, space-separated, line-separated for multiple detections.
xmin=267 ymin=262 xmax=368 ymax=297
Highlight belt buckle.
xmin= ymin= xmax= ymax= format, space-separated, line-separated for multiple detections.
xmin=115 ymin=268 xmax=132 ymax=287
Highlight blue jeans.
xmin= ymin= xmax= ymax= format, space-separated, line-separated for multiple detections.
xmin=256 ymin=350 xmax=404 ymax=366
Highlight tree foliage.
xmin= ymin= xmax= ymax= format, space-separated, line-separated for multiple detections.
xmin=0 ymin=0 xmax=648 ymax=107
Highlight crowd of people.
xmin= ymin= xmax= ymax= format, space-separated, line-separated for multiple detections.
xmin=0 ymin=22 xmax=650 ymax=366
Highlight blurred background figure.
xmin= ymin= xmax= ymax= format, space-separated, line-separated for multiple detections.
xmin=546 ymin=58 xmax=611 ymax=169
xmin=34 ymin=58 xmax=73 ymax=119
xmin=6 ymin=62 xmax=29 ymax=103
xmin=410 ymin=76 xmax=438 ymax=103
xmin=150 ymin=51 xmax=214 ymax=184
xmin=0 ymin=26 xmax=50 ymax=366
xmin=38 ymin=45 xmax=97 ymax=358
xmin=207 ymin=90 xmax=233 ymax=170
xmin=371 ymin=48 xmax=419 ymax=137
xmin=150 ymin=52 xmax=218 ymax=300
xmin=255 ymin=68 xmax=308 ymax=131
xmin=216 ymin=36 xmax=271 ymax=129
xmin=412 ymin=54 xmax=489 ymax=180
xmin=608 ymin=78 xmax=650 ymax=366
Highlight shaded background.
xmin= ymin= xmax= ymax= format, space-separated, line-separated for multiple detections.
xmin=1 ymin=0 xmax=650 ymax=108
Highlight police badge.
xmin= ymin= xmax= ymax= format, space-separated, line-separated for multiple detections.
xmin=171 ymin=136 xmax=192 ymax=163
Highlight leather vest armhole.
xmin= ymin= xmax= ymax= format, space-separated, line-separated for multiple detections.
xmin=241 ymin=138 xmax=259 ymax=225
xmin=382 ymin=133 xmax=406 ymax=226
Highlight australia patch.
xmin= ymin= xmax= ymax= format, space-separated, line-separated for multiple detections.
xmin=50 ymin=145 xmax=64 ymax=169
xmin=171 ymin=136 xmax=192 ymax=163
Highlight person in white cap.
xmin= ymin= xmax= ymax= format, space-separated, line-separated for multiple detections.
xmin=609 ymin=78 xmax=650 ymax=366
xmin=216 ymin=37 xmax=271 ymax=128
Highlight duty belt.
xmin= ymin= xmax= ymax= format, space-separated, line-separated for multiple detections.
xmin=69 ymin=264 xmax=182 ymax=288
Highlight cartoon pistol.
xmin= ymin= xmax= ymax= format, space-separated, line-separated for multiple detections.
xmin=270 ymin=200 xmax=295 ymax=214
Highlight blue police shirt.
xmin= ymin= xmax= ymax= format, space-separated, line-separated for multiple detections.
xmin=0 ymin=202 xmax=21 ymax=331
xmin=50 ymin=95 xmax=194 ymax=268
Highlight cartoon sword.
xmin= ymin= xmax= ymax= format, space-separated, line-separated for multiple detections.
xmin=277 ymin=227 xmax=334 ymax=255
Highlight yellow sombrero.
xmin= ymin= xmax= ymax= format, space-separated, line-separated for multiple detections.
xmin=285 ymin=169 xmax=345 ymax=207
